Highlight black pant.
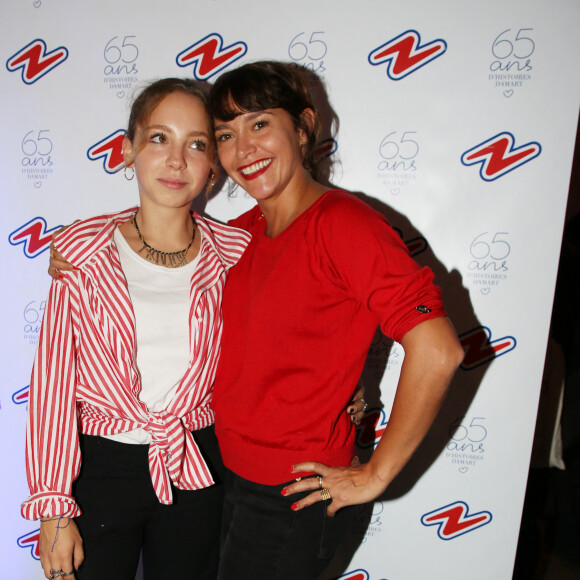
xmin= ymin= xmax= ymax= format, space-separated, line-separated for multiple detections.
xmin=218 ymin=469 xmax=354 ymax=580
xmin=73 ymin=426 xmax=224 ymax=580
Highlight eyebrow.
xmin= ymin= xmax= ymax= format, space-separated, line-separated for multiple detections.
xmin=213 ymin=111 xmax=274 ymax=131
xmin=144 ymin=124 xmax=209 ymax=138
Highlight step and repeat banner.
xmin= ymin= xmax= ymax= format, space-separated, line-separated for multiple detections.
xmin=2 ymin=1 xmax=579 ymax=578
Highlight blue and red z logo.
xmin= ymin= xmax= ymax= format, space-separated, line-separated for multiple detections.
xmin=421 ymin=501 xmax=492 ymax=540
xmin=369 ymin=30 xmax=447 ymax=80
xmin=177 ymin=33 xmax=247 ymax=80
xmin=461 ymin=132 xmax=541 ymax=181
xmin=17 ymin=529 xmax=40 ymax=560
xmin=338 ymin=570 xmax=370 ymax=580
xmin=87 ymin=130 xmax=126 ymax=174
xmin=6 ymin=39 xmax=68 ymax=84
xmin=9 ymin=218 xmax=63 ymax=258
xmin=356 ymin=408 xmax=388 ymax=449
xmin=13 ymin=385 xmax=30 ymax=405
xmin=459 ymin=326 xmax=516 ymax=370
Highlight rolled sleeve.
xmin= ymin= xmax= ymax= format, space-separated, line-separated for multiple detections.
xmin=317 ymin=194 xmax=446 ymax=343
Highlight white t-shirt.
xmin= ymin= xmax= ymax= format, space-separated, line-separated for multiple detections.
xmin=106 ymin=226 xmax=200 ymax=444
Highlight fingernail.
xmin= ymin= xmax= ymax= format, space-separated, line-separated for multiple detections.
xmin=348 ymin=408 xmax=354 ymax=414
xmin=291 ymin=503 xmax=298 ymax=511
xmin=281 ymin=488 xmax=287 ymax=496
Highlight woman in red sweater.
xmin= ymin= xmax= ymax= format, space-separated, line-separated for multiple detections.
xmin=208 ymin=61 xmax=464 ymax=579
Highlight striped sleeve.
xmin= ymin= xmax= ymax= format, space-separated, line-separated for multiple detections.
xmin=21 ymin=279 xmax=82 ymax=520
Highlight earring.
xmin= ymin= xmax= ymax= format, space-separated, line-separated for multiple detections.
xmin=124 ymin=166 xmax=135 ymax=181
xmin=206 ymin=170 xmax=217 ymax=191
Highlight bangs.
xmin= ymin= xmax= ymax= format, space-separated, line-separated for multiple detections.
xmin=209 ymin=65 xmax=305 ymax=122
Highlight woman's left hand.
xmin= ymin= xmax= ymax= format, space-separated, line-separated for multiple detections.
xmin=283 ymin=460 xmax=388 ymax=516
xmin=346 ymin=381 xmax=366 ymax=426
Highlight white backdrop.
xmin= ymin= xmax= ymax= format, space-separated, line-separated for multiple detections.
xmin=2 ymin=1 xmax=579 ymax=578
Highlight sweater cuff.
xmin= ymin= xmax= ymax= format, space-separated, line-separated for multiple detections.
xmin=21 ymin=492 xmax=81 ymax=521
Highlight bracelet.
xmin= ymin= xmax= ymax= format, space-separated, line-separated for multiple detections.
xmin=40 ymin=515 xmax=70 ymax=525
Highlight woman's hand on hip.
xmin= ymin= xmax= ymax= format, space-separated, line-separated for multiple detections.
xmin=282 ymin=460 xmax=388 ymax=516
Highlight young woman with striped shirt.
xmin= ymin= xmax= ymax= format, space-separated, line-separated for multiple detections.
xmin=22 ymin=79 xmax=251 ymax=580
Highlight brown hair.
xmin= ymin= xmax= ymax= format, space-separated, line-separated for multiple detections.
xmin=208 ymin=61 xmax=322 ymax=178
xmin=126 ymin=78 xmax=218 ymax=190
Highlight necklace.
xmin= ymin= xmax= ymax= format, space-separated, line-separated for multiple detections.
xmin=131 ymin=211 xmax=195 ymax=268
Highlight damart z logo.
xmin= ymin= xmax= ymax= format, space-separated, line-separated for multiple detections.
xmin=336 ymin=568 xmax=389 ymax=580
xmin=338 ymin=570 xmax=370 ymax=580
xmin=87 ymin=130 xmax=126 ymax=173
xmin=461 ymin=132 xmax=541 ymax=181
xmin=421 ymin=501 xmax=492 ymax=540
xmin=392 ymin=227 xmax=428 ymax=258
xmin=9 ymin=217 xmax=63 ymax=258
xmin=339 ymin=569 xmax=391 ymax=580
xmin=17 ymin=529 xmax=40 ymax=560
xmin=459 ymin=326 xmax=516 ymax=370
xmin=356 ymin=408 xmax=388 ymax=449
xmin=13 ymin=385 xmax=30 ymax=405
xmin=368 ymin=30 xmax=447 ymax=80
xmin=176 ymin=33 xmax=247 ymax=80
xmin=315 ymin=138 xmax=337 ymax=161
xmin=6 ymin=39 xmax=68 ymax=84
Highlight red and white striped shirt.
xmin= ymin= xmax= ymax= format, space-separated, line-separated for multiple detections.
xmin=21 ymin=207 xmax=250 ymax=520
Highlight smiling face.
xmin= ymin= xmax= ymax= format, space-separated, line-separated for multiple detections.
xmin=124 ymin=91 xmax=213 ymax=212
xmin=214 ymin=107 xmax=311 ymax=203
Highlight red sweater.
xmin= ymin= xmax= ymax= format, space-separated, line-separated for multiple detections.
xmin=212 ymin=190 xmax=446 ymax=484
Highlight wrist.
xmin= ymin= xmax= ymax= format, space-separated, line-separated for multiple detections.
xmin=40 ymin=515 xmax=68 ymax=523
xmin=365 ymin=458 xmax=395 ymax=489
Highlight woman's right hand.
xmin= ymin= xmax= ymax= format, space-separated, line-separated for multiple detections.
xmin=39 ymin=517 xmax=83 ymax=579
xmin=49 ymin=225 xmax=75 ymax=279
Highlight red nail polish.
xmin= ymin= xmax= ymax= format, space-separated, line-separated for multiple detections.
xmin=281 ymin=488 xmax=287 ymax=496
xmin=291 ymin=503 xmax=298 ymax=511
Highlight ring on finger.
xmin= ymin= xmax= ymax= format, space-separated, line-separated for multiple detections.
xmin=320 ymin=488 xmax=332 ymax=501
xmin=62 ymin=573 xmax=74 ymax=577
xmin=317 ymin=475 xmax=323 ymax=489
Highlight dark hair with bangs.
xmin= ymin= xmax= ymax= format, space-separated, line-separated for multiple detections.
xmin=208 ymin=61 xmax=322 ymax=178
xmin=125 ymin=78 xmax=218 ymax=192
